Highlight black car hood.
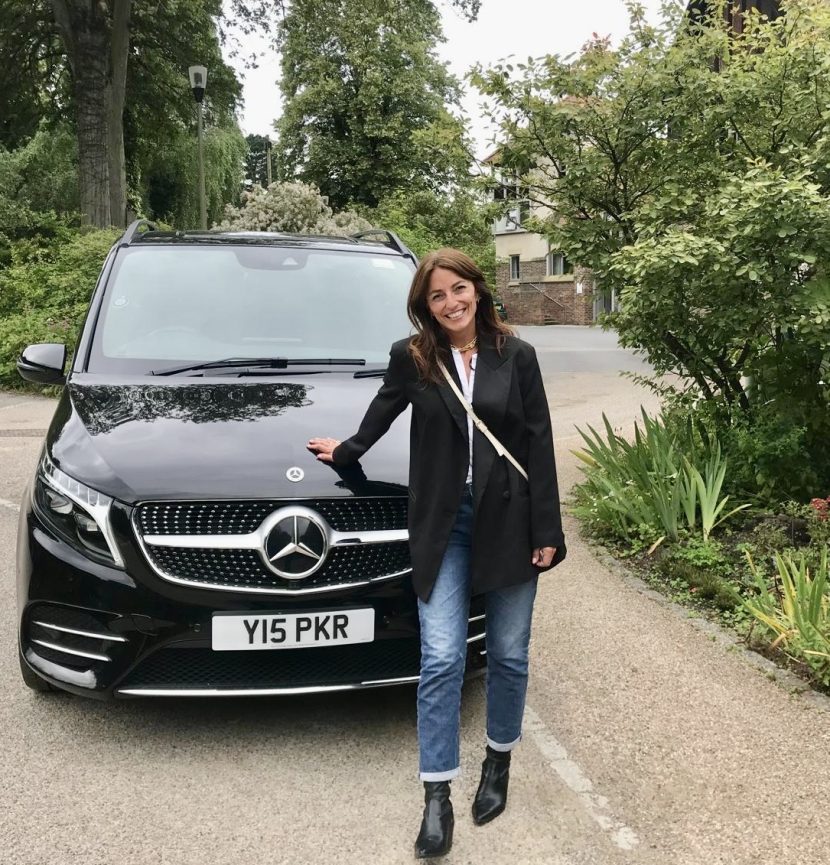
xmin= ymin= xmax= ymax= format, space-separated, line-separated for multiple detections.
xmin=46 ymin=376 xmax=410 ymax=503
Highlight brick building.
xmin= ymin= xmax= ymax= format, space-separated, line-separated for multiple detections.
xmin=489 ymin=2 xmax=782 ymax=326
xmin=490 ymin=189 xmax=615 ymax=326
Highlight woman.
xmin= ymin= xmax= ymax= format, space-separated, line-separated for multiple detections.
xmin=308 ymin=248 xmax=566 ymax=858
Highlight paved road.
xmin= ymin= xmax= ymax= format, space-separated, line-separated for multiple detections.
xmin=1 ymin=330 xmax=828 ymax=865
xmin=514 ymin=325 xmax=652 ymax=378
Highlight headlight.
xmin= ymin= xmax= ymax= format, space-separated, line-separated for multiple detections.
xmin=33 ymin=454 xmax=124 ymax=567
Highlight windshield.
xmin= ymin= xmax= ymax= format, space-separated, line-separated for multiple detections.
xmin=87 ymin=245 xmax=414 ymax=374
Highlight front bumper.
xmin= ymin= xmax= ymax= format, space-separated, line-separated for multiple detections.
xmin=17 ymin=503 xmax=486 ymax=699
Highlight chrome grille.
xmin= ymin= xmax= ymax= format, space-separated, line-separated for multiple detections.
xmin=137 ymin=498 xmax=407 ymax=536
xmin=145 ymin=542 xmax=411 ymax=591
xmin=134 ymin=498 xmax=411 ymax=594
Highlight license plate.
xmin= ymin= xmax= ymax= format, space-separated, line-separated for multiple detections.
xmin=211 ymin=609 xmax=375 ymax=651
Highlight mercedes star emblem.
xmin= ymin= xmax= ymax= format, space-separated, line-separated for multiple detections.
xmin=263 ymin=509 xmax=327 ymax=579
xmin=286 ymin=466 xmax=304 ymax=483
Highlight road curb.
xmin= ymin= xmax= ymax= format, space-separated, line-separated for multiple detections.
xmin=583 ymin=537 xmax=830 ymax=714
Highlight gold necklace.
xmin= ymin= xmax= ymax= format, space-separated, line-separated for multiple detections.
xmin=452 ymin=335 xmax=478 ymax=353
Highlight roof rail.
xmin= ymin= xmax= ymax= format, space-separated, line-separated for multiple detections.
xmin=121 ymin=219 xmax=157 ymax=245
xmin=351 ymin=229 xmax=417 ymax=264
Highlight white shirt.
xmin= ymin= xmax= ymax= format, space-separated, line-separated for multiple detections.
xmin=450 ymin=347 xmax=477 ymax=485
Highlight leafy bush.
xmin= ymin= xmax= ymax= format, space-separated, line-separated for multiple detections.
xmin=475 ymin=2 xmax=830 ymax=507
xmin=218 ymin=181 xmax=372 ymax=235
xmin=0 ymin=228 xmax=120 ymax=389
xmin=572 ymin=409 xmax=747 ymax=547
xmin=0 ymin=124 xmax=79 ymax=221
xmin=654 ymin=539 xmax=742 ymax=611
xmin=0 ymin=123 xmax=81 ymax=268
xmin=744 ymin=548 xmax=830 ymax=687
xmin=720 ymin=412 xmax=826 ymax=505
xmin=662 ymin=395 xmax=829 ymax=507
xmin=368 ymin=190 xmax=496 ymax=287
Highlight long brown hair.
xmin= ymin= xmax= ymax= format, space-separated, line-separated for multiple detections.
xmin=407 ymin=248 xmax=513 ymax=384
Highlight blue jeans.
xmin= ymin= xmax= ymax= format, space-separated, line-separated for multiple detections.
xmin=417 ymin=484 xmax=538 ymax=781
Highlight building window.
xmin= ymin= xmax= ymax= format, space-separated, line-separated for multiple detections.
xmin=493 ymin=175 xmax=529 ymax=201
xmin=546 ymin=251 xmax=572 ymax=276
xmin=509 ymin=255 xmax=520 ymax=281
xmin=505 ymin=201 xmax=530 ymax=229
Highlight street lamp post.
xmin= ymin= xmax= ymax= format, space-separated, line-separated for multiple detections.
xmin=188 ymin=65 xmax=208 ymax=230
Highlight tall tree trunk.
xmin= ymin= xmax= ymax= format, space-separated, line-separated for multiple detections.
xmin=51 ymin=0 xmax=132 ymax=229
xmin=108 ymin=0 xmax=131 ymax=228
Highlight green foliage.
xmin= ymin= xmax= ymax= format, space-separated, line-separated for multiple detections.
xmin=745 ymin=547 xmax=830 ymax=686
xmin=0 ymin=0 xmax=247 ymax=229
xmin=218 ymin=181 xmax=372 ymax=235
xmin=0 ymin=123 xmax=80 ymax=265
xmin=474 ymin=0 xmax=830 ymax=502
xmin=668 ymin=537 xmax=731 ymax=576
xmin=0 ymin=1 xmax=64 ymax=150
xmin=0 ymin=124 xmax=78 ymax=217
xmin=0 ymin=228 xmax=119 ymax=389
xmin=662 ymin=395 xmax=827 ymax=505
xmin=741 ymin=516 xmax=799 ymax=561
xmin=127 ymin=0 xmax=246 ymax=226
xmin=140 ymin=122 xmax=248 ymax=229
xmin=572 ymin=409 xmax=747 ymax=546
xmin=368 ymin=190 xmax=496 ymax=286
xmin=277 ymin=0 xmax=473 ymax=209
xmin=244 ymin=134 xmax=273 ymax=188
xmin=772 ymin=499 xmax=830 ymax=569
xmin=656 ymin=538 xmax=743 ymax=611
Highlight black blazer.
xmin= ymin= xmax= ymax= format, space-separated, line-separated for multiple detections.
xmin=333 ymin=334 xmax=566 ymax=601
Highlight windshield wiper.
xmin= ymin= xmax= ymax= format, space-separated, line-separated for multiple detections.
xmin=354 ymin=367 xmax=388 ymax=378
xmin=151 ymin=357 xmax=366 ymax=376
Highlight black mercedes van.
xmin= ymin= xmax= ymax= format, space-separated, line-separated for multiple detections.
xmin=16 ymin=222 xmax=486 ymax=698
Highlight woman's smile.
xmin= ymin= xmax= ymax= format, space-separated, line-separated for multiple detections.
xmin=428 ymin=266 xmax=478 ymax=344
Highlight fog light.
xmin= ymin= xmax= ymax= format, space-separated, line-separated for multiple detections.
xmin=74 ymin=512 xmax=100 ymax=533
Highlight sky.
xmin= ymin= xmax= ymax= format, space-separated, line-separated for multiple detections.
xmin=224 ymin=0 xmax=671 ymax=156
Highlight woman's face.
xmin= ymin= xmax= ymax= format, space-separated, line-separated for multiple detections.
xmin=426 ymin=266 xmax=478 ymax=344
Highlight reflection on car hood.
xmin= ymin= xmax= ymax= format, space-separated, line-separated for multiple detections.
xmin=45 ymin=377 xmax=409 ymax=503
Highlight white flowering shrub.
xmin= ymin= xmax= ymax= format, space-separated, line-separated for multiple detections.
xmin=218 ymin=181 xmax=372 ymax=236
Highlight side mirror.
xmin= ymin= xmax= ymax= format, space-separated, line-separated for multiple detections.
xmin=17 ymin=343 xmax=67 ymax=385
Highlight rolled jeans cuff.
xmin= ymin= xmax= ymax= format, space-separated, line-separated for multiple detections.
xmin=419 ymin=767 xmax=461 ymax=782
xmin=486 ymin=733 xmax=522 ymax=752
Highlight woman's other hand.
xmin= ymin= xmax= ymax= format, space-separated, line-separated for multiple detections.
xmin=531 ymin=547 xmax=556 ymax=569
xmin=307 ymin=437 xmax=341 ymax=463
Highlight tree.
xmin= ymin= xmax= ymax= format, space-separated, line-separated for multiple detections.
xmin=473 ymin=1 xmax=830 ymax=457
xmin=125 ymin=0 xmax=245 ymax=226
xmin=245 ymin=134 xmax=273 ymax=187
xmin=143 ymin=122 xmax=247 ymax=228
xmin=369 ymin=189 xmax=496 ymax=286
xmin=0 ymin=2 xmax=65 ymax=150
xmin=1 ymin=0 xmax=481 ymax=229
xmin=0 ymin=0 xmax=249 ymax=229
xmin=50 ymin=0 xmax=132 ymax=228
xmin=218 ymin=180 xmax=372 ymax=234
xmin=276 ymin=0 xmax=473 ymax=209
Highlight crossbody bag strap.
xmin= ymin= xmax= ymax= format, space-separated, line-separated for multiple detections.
xmin=437 ymin=359 xmax=528 ymax=482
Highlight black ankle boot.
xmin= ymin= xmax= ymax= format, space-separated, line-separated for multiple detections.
xmin=472 ymin=746 xmax=511 ymax=825
xmin=414 ymin=781 xmax=454 ymax=858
